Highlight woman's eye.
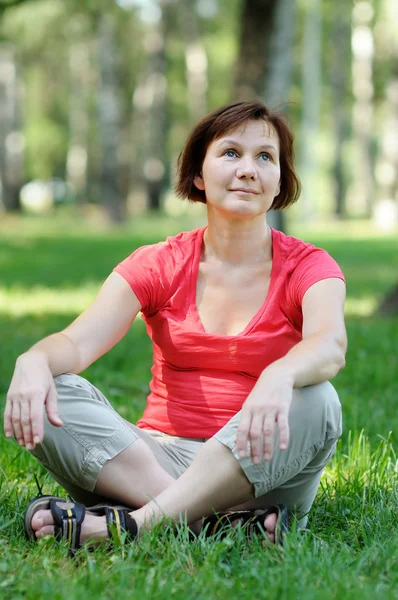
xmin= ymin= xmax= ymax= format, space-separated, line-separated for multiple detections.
xmin=224 ymin=149 xmax=237 ymax=158
xmin=260 ymin=153 xmax=271 ymax=161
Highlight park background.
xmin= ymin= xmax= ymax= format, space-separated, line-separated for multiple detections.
xmin=0 ymin=0 xmax=398 ymax=598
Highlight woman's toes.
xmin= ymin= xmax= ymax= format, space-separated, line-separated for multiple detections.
xmin=31 ymin=509 xmax=54 ymax=532
xmin=262 ymin=512 xmax=277 ymax=544
xmin=264 ymin=512 xmax=277 ymax=532
xmin=35 ymin=525 xmax=55 ymax=539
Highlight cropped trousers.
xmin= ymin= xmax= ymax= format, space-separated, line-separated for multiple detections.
xmin=31 ymin=373 xmax=342 ymax=526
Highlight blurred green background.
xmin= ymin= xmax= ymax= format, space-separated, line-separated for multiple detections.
xmin=0 ymin=0 xmax=396 ymax=232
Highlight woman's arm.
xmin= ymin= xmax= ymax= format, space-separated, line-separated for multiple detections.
xmin=236 ymin=277 xmax=347 ymax=464
xmin=20 ymin=272 xmax=142 ymax=375
xmin=264 ymin=277 xmax=347 ymax=387
xmin=4 ymin=272 xmax=142 ymax=448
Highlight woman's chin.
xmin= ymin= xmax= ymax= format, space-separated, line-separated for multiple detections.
xmin=215 ymin=200 xmax=267 ymax=219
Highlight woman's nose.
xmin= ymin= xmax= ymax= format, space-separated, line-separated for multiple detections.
xmin=236 ymin=158 xmax=257 ymax=180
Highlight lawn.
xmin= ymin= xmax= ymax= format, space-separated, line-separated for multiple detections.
xmin=1 ymin=211 xmax=398 ymax=599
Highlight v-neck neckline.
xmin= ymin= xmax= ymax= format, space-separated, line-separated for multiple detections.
xmin=190 ymin=226 xmax=280 ymax=338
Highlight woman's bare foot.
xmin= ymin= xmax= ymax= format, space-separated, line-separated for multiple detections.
xmin=31 ymin=509 xmax=108 ymax=544
xmin=230 ymin=511 xmax=278 ymax=545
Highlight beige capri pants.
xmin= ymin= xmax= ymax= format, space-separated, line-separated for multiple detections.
xmin=31 ymin=374 xmax=342 ymax=526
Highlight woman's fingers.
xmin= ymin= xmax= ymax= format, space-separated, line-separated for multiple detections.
xmin=248 ymin=417 xmax=265 ymax=464
xmin=236 ymin=411 xmax=252 ymax=458
xmin=11 ymin=401 xmax=23 ymax=445
xmin=30 ymin=392 xmax=47 ymax=446
xmin=3 ymin=397 xmax=13 ymax=438
xmin=4 ymin=386 xmax=56 ymax=449
xmin=45 ymin=383 xmax=63 ymax=429
xmin=262 ymin=412 xmax=276 ymax=460
xmin=277 ymin=411 xmax=290 ymax=450
xmin=238 ymin=409 xmax=289 ymax=463
xmin=20 ymin=396 xmax=34 ymax=448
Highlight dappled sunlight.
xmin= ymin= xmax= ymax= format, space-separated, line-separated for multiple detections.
xmin=345 ymin=295 xmax=378 ymax=316
xmin=0 ymin=284 xmax=147 ymax=321
xmin=292 ymin=219 xmax=398 ymax=241
xmin=0 ymin=284 xmax=99 ymax=316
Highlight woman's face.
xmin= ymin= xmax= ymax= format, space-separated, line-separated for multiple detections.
xmin=194 ymin=120 xmax=281 ymax=219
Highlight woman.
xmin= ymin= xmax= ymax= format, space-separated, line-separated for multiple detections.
xmin=4 ymin=100 xmax=346 ymax=551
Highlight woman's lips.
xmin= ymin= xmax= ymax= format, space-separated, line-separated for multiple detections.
xmin=230 ymin=188 xmax=259 ymax=195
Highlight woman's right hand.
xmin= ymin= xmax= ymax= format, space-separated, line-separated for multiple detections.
xmin=3 ymin=352 xmax=63 ymax=450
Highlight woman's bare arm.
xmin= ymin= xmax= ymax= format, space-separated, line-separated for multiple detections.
xmin=4 ymin=272 xmax=141 ymax=448
xmin=236 ymin=277 xmax=347 ymax=463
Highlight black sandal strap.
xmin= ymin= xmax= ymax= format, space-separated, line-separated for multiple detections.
xmin=202 ymin=504 xmax=288 ymax=545
xmin=105 ymin=507 xmax=138 ymax=541
xmin=49 ymin=499 xmax=86 ymax=552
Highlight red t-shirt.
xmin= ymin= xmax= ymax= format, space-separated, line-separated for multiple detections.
xmin=114 ymin=226 xmax=345 ymax=438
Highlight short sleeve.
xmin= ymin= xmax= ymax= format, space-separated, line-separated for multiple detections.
xmin=288 ymin=247 xmax=345 ymax=310
xmin=113 ymin=242 xmax=174 ymax=316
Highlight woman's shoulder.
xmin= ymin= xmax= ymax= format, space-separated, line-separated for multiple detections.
xmin=124 ymin=226 xmax=205 ymax=263
xmin=272 ymin=228 xmax=332 ymax=265
xmin=164 ymin=226 xmax=205 ymax=252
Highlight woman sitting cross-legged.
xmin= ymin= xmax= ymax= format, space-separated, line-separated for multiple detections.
xmin=4 ymin=100 xmax=346 ymax=551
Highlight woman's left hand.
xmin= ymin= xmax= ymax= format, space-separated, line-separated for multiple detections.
xmin=236 ymin=368 xmax=294 ymax=464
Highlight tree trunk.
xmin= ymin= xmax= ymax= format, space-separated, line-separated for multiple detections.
xmin=234 ymin=0 xmax=279 ymax=101
xmin=378 ymin=284 xmax=398 ymax=316
xmin=66 ymin=39 xmax=90 ymax=208
xmin=97 ymin=13 xmax=124 ymax=223
xmin=264 ymin=0 xmax=296 ymax=232
xmin=329 ymin=2 xmax=351 ymax=218
xmin=376 ymin=0 xmax=398 ymax=314
xmin=299 ymin=0 xmax=322 ymax=221
xmin=349 ymin=0 xmax=375 ymax=217
xmin=264 ymin=0 xmax=296 ymax=108
xmin=0 ymin=45 xmax=24 ymax=212
xmin=131 ymin=2 xmax=169 ymax=212
xmin=373 ymin=79 xmax=398 ymax=228
xmin=179 ymin=0 xmax=208 ymax=123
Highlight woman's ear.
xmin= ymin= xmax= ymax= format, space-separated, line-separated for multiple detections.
xmin=194 ymin=174 xmax=205 ymax=190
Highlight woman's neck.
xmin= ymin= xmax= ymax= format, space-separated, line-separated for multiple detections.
xmin=204 ymin=210 xmax=272 ymax=266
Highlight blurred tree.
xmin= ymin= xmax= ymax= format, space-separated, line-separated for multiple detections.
xmin=349 ymin=0 xmax=375 ymax=217
xmin=328 ymin=0 xmax=351 ymax=218
xmin=179 ymin=0 xmax=208 ymax=123
xmin=0 ymin=45 xmax=24 ymax=211
xmin=97 ymin=11 xmax=124 ymax=222
xmin=66 ymin=24 xmax=91 ymax=208
xmin=234 ymin=0 xmax=278 ymax=100
xmin=299 ymin=0 xmax=322 ymax=221
xmin=376 ymin=0 xmax=398 ymax=315
xmin=131 ymin=2 xmax=169 ymax=212
xmin=264 ymin=0 xmax=296 ymax=231
xmin=0 ymin=0 xmax=38 ymax=211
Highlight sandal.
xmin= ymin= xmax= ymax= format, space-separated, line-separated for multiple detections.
xmin=24 ymin=495 xmax=138 ymax=553
xmin=201 ymin=504 xmax=288 ymax=546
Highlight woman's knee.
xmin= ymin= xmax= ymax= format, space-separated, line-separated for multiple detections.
xmin=290 ymin=382 xmax=342 ymax=440
xmin=53 ymin=373 xmax=112 ymax=418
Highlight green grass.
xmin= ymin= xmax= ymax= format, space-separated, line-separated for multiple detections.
xmin=1 ymin=211 xmax=398 ymax=599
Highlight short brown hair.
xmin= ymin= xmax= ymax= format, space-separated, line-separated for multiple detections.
xmin=175 ymin=100 xmax=301 ymax=210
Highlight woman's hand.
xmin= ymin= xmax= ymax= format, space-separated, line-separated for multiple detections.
xmin=236 ymin=367 xmax=294 ymax=464
xmin=3 ymin=352 xmax=63 ymax=450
